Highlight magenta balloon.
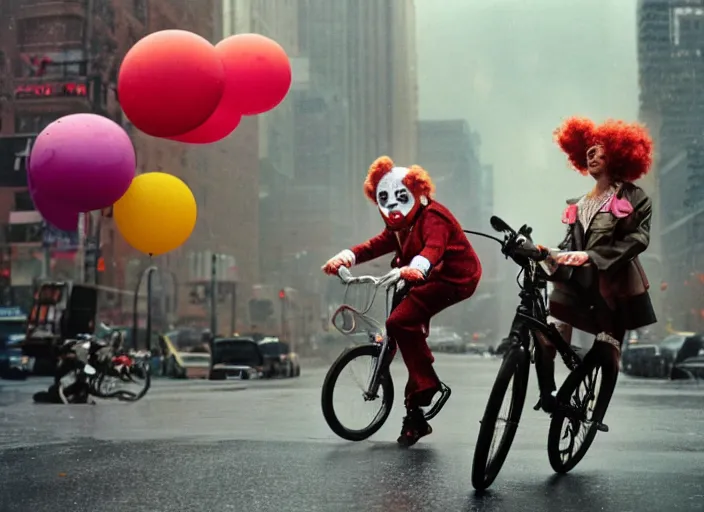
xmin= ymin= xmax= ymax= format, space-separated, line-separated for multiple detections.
xmin=29 ymin=113 xmax=136 ymax=211
xmin=31 ymin=189 xmax=79 ymax=232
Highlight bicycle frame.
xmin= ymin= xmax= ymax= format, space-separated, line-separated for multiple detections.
xmin=505 ymin=261 xmax=582 ymax=383
xmin=331 ymin=274 xmax=407 ymax=401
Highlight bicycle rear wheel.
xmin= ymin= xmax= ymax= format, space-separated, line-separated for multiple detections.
xmin=321 ymin=344 xmax=394 ymax=441
xmin=471 ymin=346 xmax=530 ymax=491
xmin=547 ymin=356 xmax=614 ymax=473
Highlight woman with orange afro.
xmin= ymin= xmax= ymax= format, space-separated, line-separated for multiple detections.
xmin=322 ymin=156 xmax=482 ymax=447
xmin=535 ymin=116 xmax=657 ymax=413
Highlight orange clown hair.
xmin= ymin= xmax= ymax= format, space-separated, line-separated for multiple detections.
xmin=553 ymin=116 xmax=654 ymax=182
xmin=363 ymin=156 xmax=436 ymax=203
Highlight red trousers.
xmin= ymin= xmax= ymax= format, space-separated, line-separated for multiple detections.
xmin=386 ymin=278 xmax=478 ymax=408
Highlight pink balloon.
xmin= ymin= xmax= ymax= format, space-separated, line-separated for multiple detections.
xmin=31 ymin=189 xmax=79 ymax=232
xmin=28 ymin=113 xmax=135 ymax=211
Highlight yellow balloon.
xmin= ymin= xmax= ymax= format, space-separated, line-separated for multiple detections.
xmin=113 ymin=172 xmax=197 ymax=256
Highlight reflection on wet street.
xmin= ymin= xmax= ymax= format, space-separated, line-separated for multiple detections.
xmin=1 ymin=355 xmax=703 ymax=512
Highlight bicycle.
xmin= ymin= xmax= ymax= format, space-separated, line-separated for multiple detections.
xmin=50 ymin=329 xmax=151 ymax=404
xmin=320 ymin=266 xmax=451 ymax=441
xmin=468 ymin=216 xmax=614 ymax=491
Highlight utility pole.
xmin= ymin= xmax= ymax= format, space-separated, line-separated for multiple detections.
xmin=279 ymin=288 xmax=286 ymax=340
xmin=210 ymin=253 xmax=218 ymax=335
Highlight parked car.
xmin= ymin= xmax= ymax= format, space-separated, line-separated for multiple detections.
xmin=257 ymin=337 xmax=301 ymax=378
xmin=427 ymin=328 xmax=465 ymax=353
xmin=209 ymin=337 xmax=270 ymax=380
xmin=164 ymin=351 xmax=211 ymax=379
xmin=670 ymin=333 xmax=704 ymax=380
xmin=0 ymin=333 xmax=34 ymax=380
xmin=622 ymin=333 xmax=692 ymax=378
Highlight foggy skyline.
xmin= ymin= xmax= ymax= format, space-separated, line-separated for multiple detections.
xmin=416 ymin=0 xmax=639 ymax=244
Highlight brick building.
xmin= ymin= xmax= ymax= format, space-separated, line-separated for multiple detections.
xmin=0 ymin=0 xmax=261 ymax=334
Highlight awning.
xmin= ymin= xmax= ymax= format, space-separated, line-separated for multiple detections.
xmin=9 ymin=210 xmax=41 ymax=225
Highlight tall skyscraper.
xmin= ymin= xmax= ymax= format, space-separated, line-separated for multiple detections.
xmin=255 ymin=0 xmax=419 ymax=299
xmin=417 ymin=120 xmax=498 ymax=337
xmin=637 ymin=0 xmax=704 ymax=330
xmin=296 ymin=0 xmax=419 ymax=243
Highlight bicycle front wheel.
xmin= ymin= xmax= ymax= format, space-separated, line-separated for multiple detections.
xmin=94 ymin=361 xmax=151 ymax=402
xmin=547 ymin=356 xmax=614 ymax=474
xmin=321 ymin=344 xmax=394 ymax=441
xmin=471 ymin=346 xmax=530 ymax=491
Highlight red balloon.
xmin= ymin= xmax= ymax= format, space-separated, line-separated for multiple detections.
xmin=169 ymin=111 xmax=242 ymax=144
xmin=117 ymin=30 xmax=225 ymax=138
xmin=219 ymin=33 xmax=292 ymax=116
xmin=169 ymin=37 xmax=246 ymax=144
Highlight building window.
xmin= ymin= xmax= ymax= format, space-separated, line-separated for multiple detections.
xmin=14 ymin=191 xmax=34 ymax=212
xmin=18 ymin=17 xmax=84 ymax=47
xmin=15 ymin=113 xmax=62 ymax=134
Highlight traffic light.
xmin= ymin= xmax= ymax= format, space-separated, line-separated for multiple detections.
xmin=278 ymin=289 xmax=286 ymax=300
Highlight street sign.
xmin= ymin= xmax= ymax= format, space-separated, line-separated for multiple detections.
xmin=0 ymin=306 xmax=25 ymax=318
xmin=0 ymin=135 xmax=36 ymax=187
xmin=42 ymin=222 xmax=79 ymax=249
xmin=14 ymin=81 xmax=88 ymax=100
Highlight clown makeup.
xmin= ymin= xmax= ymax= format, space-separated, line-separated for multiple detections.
xmin=376 ymin=167 xmax=416 ymax=227
xmin=586 ymin=144 xmax=607 ymax=177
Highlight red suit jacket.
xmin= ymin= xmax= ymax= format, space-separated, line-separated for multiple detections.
xmin=350 ymin=201 xmax=482 ymax=286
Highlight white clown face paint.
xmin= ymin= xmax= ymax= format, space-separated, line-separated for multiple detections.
xmin=376 ymin=167 xmax=416 ymax=229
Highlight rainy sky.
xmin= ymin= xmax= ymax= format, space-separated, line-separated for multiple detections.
xmin=416 ymin=0 xmax=639 ymax=244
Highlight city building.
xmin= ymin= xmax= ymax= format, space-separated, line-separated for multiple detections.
xmin=0 ymin=0 xmax=261 ymax=335
xmin=249 ymin=0 xmax=420 ymax=340
xmin=417 ymin=119 xmax=498 ymax=338
xmin=637 ymin=0 xmax=704 ymax=331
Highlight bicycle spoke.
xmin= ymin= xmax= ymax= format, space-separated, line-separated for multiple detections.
xmin=332 ymin=354 xmax=387 ymax=430
xmin=557 ymin=366 xmax=603 ymax=462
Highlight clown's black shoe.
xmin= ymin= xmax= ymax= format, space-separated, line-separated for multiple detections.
xmin=397 ymin=408 xmax=433 ymax=447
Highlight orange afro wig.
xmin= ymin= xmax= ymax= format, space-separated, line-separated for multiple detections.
xmin=554 ymin=116 xmax=654 ymax=182
xmin=363 ymin=156 xmax=436 ymax=203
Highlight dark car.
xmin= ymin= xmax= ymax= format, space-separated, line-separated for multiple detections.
xmin=257 ymin=338 xmax=301 ymax=378
xmin=0 ymin=308 xmax=34 ymax=380
xmin=209 ymin=337 xmax=273 ymax=380
xmin=0 ymin=333 xmax=34 ymax=380
xmin=670 ymin=333 xmax=704 ymax=380
xmin=622 ymin=333 xmax=691 ymax=378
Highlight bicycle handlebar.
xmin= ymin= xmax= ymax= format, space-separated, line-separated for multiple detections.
xmin=337 ymin=266 xmax=402 ymax=288
xmin=485 ymin=215 xmax=549 ymax=263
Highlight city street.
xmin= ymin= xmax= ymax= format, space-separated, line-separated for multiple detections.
xmin=1 ymin=354 xmax=703 ymax=512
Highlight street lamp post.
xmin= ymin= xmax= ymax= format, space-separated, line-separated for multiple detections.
xmin=132 ymin=265 xmax=158 ymax=351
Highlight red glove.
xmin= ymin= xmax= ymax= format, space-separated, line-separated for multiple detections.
xmin=399 ymin=267 xmax=425 ymax=283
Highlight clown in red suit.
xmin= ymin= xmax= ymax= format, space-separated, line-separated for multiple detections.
xmin=322 ymin=156 xmax=483 ymax=446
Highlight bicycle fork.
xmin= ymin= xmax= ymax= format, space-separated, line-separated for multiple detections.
xmin=363 ymin=338 xmax=392 ymax=401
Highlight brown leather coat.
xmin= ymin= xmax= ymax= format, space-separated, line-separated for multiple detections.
xmin=549 ymin=182 xmax=657 ymax=332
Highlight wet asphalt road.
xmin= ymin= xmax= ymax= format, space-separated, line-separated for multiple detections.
xmin=0 ymin=354 xmax=703 ymax=512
